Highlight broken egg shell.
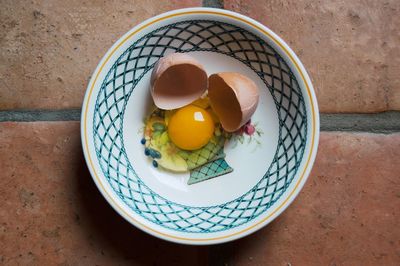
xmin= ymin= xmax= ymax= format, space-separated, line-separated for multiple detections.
xmin=150 ymin=53 xmax=208 ymax=110
xmin=208 ymin=72 xmax=259 ymax=132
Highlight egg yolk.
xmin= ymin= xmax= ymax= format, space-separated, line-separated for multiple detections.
xmin=168 ymin=105 xmax=215 ymax=150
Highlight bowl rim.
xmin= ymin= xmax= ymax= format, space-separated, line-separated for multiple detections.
xmin=81 ymin=7 xmax=320 ymax=245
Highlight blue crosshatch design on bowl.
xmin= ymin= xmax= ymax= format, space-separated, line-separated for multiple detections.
xmin=92 ymin=20 xmax=307 ymax=233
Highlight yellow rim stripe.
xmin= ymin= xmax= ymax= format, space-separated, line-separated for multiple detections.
xmin=83 ymin=10 xmax=316 ymax=242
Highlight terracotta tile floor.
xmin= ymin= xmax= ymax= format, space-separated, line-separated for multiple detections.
xmin=1 ymin=123 xmax=399 ymax=264
xmin=224 ymin=0 xmax=400 ymax=113
xmin=1 ymin=1 xmax=399 ymax=265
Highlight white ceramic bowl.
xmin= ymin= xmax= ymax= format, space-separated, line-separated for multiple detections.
xmin=81 ymin=7 xmax=319 ymax=245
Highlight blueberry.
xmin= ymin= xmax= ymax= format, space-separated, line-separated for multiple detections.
xmin=152 ymin=160 xmax=158 ymax=168
xmin=144 ymin=147 xmax=151 ymax=156
xmin=140 ymin=138 xmax=146 ymax=145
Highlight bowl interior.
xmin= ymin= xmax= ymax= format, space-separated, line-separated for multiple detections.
xmin=91 ymin=19 xmax=307 ymax=234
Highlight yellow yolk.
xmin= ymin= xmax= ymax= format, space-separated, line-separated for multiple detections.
xmin=168 ymin=105 xmax=215 ymax=150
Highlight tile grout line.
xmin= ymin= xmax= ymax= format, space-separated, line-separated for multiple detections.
xmin=320 ymin=112 xmax=400 ymax=133
xmin=1 ymin=109 xmax=400 ymax=133
xmin=203 ymin=0 xmax=224 ymax=9
xmin=0 ymin=109 xmax=81 ymax=122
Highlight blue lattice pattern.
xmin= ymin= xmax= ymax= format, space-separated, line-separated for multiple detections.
xmin=93 ymin=20 xmax=307 ymax=233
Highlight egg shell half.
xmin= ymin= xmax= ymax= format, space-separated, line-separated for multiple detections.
xmin=208 ymin=72 xmax=259 ymax=132
xmin=150 ymin=53 xmax=208 ymax=110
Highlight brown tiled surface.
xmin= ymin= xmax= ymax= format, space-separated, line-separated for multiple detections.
xmin=1 ymin=123 xmax=399 ymax=265
xmin=1 ymin=1 xmax=399 ymax=265
xmin=0 ymin=122 xmax=209 ymax=265
xmin=225 ymin=0 xmax=400 ymax=112
xmin=1 ymin=1 xmax=399 ymax=112
xmin=215 ymin=132 xmax=400 ymax=265
xmin=0 ymin=0 xmax=201 ymax=110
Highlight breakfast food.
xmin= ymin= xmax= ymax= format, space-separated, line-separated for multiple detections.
xmin=142 ymin=53 xmax=261 ymax=185
xmin=142 ymin=105 xmax=226 ymax=173
xmin=168 ymin=105 xmax=215 ymax=150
